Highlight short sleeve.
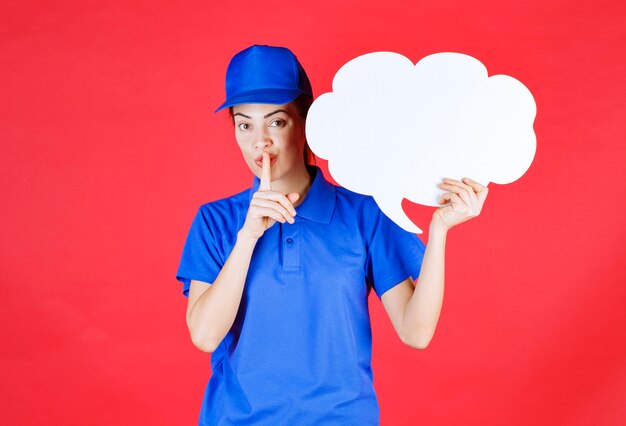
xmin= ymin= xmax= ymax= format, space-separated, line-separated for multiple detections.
xmin=175 ymin=206 xmax=224 ymax=297
xmin=365 ymin=207 xmax=426 ymax=300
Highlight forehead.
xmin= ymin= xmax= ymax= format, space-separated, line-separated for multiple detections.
xmin=232 ymin=102 xmax=296 ymax=118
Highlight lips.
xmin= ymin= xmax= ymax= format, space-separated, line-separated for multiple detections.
xmin=254 ymin=154 xmax=277 ymax=168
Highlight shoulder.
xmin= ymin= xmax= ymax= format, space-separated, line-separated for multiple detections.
xmin=333 ymin=185 xmax=418 ymax=246
xmin=199 ymin=187 xmax=249 ymax=213
xmin=195 ymin=188 xmax=250 ymax=232
xmin=334 ymin=185 xmax=382 ymax=218
xmin=332 ymin=186 xmax=384 ymax=239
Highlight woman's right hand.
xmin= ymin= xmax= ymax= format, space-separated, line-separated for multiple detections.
xmin=239 ymin=152 xmax=299 ymax=241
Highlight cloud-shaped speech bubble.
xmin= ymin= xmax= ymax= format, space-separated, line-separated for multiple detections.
xmin=305 ymin=52 xmax=536 ymax=233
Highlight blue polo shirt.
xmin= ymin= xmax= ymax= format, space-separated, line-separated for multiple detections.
xmin=176 ymin=165 xmax=426 ymax=425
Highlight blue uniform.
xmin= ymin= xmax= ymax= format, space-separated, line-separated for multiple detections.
xmin=176 ymin=165 xmax=426 ymax=425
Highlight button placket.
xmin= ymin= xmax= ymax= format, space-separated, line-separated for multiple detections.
xmin=282 ymin=222 xmax=300 ymax=270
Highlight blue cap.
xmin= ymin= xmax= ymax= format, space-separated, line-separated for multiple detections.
xmin=215 ymin=45 xmax=313 ymax=112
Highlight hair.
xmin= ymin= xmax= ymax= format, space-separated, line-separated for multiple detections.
xmin=228 ymin=94 xmax=316 ymax=166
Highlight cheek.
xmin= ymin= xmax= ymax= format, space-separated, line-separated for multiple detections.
xmin=289 ymin=129 xmax=306 ymax=152
xmin=234 ymin=135 xmax=250 ymax=151
xmin=241 ymin=146 xmax=254 ymax=161
xmin=235 ymin=141 xmax=253 ymax=163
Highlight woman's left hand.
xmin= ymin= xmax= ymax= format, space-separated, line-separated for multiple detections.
xmin=432 ymin=177 xmax=489 ymax=232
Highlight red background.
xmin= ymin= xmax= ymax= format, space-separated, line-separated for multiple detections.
xmin=2 ymin=1 xmax=625 ymax=425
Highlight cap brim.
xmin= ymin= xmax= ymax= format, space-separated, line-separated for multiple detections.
xmin=215 ymin=88 xmax=305 ymax=112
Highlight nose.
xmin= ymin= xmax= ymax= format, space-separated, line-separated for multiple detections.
xmin=253 ymin=127 xmax=272 ymax=151
xmin=254 ymin=128 xmax=272 ymax=152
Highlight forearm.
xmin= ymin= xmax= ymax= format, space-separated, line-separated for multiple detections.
xmin=402 ymin=221 xmax=447 ymax=348
xmin=187 ymin=231 xmax=258 ymax=351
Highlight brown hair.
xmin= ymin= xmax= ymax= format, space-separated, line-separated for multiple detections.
xmin=229 ymin=94 xmax=317 ymax=166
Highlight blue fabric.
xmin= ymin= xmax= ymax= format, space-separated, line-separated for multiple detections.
xmin=215 ymin=44 xmax=313 ymax=112
xmin=176 ymin=165 xmax=426 ymax=425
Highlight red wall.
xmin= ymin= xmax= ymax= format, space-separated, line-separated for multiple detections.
xmin=2 ymin=1 xmax=625 ymax=424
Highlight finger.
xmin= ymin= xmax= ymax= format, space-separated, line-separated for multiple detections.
xmin=439 ymin=181 xmax=475 ymax=206
xmin=437 ymin=197 xmax=455 ymax=212
xmin=443 ymin=177 xmax=476 ymax=194
xmin=287 ymin=192 xmax=300 ymax=204
xmin=259 ymin=152 xmax=271 ymax=191
xmin=253 ymin=191 xmax=297 ymax=216
xmin=251 ymin=197 xmax=294 ymax=217
xmin=439 ymin=192 xmax=463 ymax=209
xmin=254 ymin=206 xmax=286 ymax=224
xmin=442 ymin=177 xmax=476 ymax=196
xmin=250 ymin=198 xmax=295 ymax=223
xmin=463 ymin=178 xmax=489 ymax=204
xmin=461 ymin=177 xmax=487 ymax=193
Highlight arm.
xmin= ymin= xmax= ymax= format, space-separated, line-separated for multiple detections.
xmin=186 ymin=231 xmax=258 ymax=353
xmin=186 ymin=152 xmax=299 ymax=353
xmin=381 ymin=221 xmax=446 ymax=350
xmin=382 ymin=177 xmax=488 ymax=349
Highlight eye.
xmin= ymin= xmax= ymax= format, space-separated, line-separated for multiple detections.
xmin=269 ymin=119 xmax=285 ymax=127
xmin=237 ymin=122 xmax=251 ymax=131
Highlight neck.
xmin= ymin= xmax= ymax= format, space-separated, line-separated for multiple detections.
xmin=270 ymin=164 xmax=313 ymax=208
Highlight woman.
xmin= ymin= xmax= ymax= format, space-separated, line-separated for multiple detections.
xmin=176 ymin=44 xmax=489 ymax=425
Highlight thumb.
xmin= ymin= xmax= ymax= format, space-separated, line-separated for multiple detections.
xmin=287 ymin=192 xmax=300 ymax=204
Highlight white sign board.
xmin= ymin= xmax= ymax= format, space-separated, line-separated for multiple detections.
xmin=306 ymin=52 xmax=536 ymax=233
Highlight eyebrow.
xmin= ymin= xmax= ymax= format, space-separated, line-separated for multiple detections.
xmin=233 ymin=109 xmax=289 ymax=119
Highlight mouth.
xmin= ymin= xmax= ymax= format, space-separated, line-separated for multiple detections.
xmin=254 ymin=154 xmax=277 ymax=168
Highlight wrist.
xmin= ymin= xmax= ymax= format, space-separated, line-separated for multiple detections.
xmin=429 ymin=216 xmax=449 ymax=237
xmin=237 ymin=229 xmax=259 ymax=246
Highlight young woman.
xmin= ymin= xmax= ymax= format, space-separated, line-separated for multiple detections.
xmin=176 ymin=44 xmax=489 ymax=425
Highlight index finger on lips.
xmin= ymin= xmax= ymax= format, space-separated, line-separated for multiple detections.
xmin=259 ymin=152 xmax=271 ymax=191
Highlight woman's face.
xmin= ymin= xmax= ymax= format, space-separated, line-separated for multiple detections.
xmin=232 ymin=102 xmax=307 ymax=181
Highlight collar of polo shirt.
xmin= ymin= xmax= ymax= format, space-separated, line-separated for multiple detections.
xmin=249 ymin=165 xmax=336 ymax=224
